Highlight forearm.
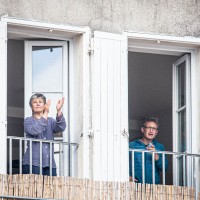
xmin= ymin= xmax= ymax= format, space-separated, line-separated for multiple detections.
xmin=53 ymin=114 xmax=66 ymax=132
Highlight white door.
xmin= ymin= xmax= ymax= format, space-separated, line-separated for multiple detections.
xmin=173 ymin=54 xmax=191 ymax=186
xmin=24 ymin=41 xmax=69 ymax=176
xmin=92 ymin=31 xmax=129 ymax=181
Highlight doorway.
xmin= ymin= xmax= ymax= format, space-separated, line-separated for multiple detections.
xmin=128 ymin=51 xmax=181 ymax=184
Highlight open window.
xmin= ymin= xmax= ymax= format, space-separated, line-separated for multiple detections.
xmin=0 ymin=17 xmax=90 ymax=177
xmin=127 ymin=32 xmax=200 ymax=186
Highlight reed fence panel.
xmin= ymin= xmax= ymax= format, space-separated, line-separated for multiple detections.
xmin=0 ymin=174 xmax=196 ymax=200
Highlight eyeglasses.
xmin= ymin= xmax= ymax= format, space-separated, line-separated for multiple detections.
xmin=144 ymin=126 xmax=158 ymax=131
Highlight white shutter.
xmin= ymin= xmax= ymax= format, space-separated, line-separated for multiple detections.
xmin=0 ymin=20 xmax=7 ymax=173
xmin=92 ymin=31 xmax=128 ymax=181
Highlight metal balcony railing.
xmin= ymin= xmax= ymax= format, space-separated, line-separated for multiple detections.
xmin=7 ymin=136 xmax=79 ymax=177
xmin=129 ymin=148 xmax=200 ymax=199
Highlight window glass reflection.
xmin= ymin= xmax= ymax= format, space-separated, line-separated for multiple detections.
xmin=178 ymin=62 xmax=186 ymax=108
xmin=32 ymin=46 xmax=63 ymax=92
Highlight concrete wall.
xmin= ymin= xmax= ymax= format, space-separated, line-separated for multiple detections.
xmin=1 ymin=0 xmax=200 ymax=36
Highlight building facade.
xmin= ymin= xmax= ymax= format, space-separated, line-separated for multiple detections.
xmin=0 ymin=0 xmax=200 ymax=188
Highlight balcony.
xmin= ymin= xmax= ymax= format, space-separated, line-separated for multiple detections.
xmin=3 ymin=136 xmax=200 ymax=199
xmin=7 ymin=136 xmax=78 ymax=177
xmin=129 ymin=148 xmax=200 ymax=199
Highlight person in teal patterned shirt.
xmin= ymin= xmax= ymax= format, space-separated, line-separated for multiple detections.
xmin=129 ymin=117 xmax=168 ymax=184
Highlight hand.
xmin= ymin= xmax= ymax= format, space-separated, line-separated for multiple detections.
xmin=43 ymin=99 xmax=51 ymax=119
xmin=146 ymin=144 xmax=159 ymax=161
xmin=129 ymin=176 xmax=138 ymax=182
xmin=56 ymin=97 xmax=64 ymax=116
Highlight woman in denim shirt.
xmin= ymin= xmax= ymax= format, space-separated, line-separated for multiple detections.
xmin=129 ymin=117 xmax=168 ymax=184
xmin=22 ymin=93 xmax=66 ymax=176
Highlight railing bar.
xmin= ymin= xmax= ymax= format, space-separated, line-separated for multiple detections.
xmin=40 ymin=141 xmax=42 ymax=175
xmin=0 ymin=195 xmax=63 ymax=200
xmin=152 ymin=152 xmax=155 ymax=184
xmin=50 ymin=142 xmax=52 ymax=176
xmin=19 ymin=139 xmax=22 ymax=174
xmin=131 ymin=151 xmax=135 ymax=183
xmin=162 ymin=152 xmax=165 ymax=185
xmin=129 ymin=148 xmax=200 ymax=158
xmin=195 ymin=157 xmax=198 ymax=199
xmin=7 ymin=136 xmax=78 ymax=146
xmin=183 ymin=154 xmax=186 ymax=186
xmin=30 ymin=140 xmax=32 ymax=174
xmin=69 ymin=145 xmax=71 ymax=177
xmin=183 ymin=155 xmax=187 ymax=186
xmin=24 ymin=139 xmax=26 ymax=154
xmin=142 ymin=151 xmax=145 ymax=184
xmin=9 ymin=138 xmax=12 ymax=175
xmin=59 ymin=143 xmax=63 ymax=176
xmin=191 ymin=156 xmax=194 ymax=188
xmin=7 ymin=136 xmax=79 ymax=177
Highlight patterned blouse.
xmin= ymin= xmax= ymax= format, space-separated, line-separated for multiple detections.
xmin=22 ymin=114 xmax=66 ymax=168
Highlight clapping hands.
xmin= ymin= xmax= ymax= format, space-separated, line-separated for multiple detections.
xmin=56 ymin=98 xmax=65 ymax=116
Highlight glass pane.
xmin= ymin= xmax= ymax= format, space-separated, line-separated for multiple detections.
xmin=32 ymin=46 xmax=63 ymax=92
xmin=178 ymin=61 xmax=186 ymax=108
xmin=178 ymin=110 xmax=186 ymax=152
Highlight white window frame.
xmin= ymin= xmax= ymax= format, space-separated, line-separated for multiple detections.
xmin=25 ymin=41 xmax=69 ymax=176
xmin=126 ymin=31 xmax=200 ymax=189
xmin=0 ymin=16 xmax=91 ymax=178
xmin=126 ymin=31 xmax=200 ymax=154
xmin=24 ymin=41 xmax=69 ymax=121
xmin=173 ymin=54 xmax=192 ymax=186
xmin=0 ymin=20 xmax=7 ymax=174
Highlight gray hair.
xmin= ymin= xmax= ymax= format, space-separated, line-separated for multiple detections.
xmin=142 ymin=117 xmax=159 ymax=129
xmin=29 ymin=93 xmax=46 ymax=107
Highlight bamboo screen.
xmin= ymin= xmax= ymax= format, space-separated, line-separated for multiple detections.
xmin=0 ymin=174 xmax=196 ymax=199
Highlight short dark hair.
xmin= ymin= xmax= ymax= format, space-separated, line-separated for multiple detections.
xmin=29 ymin=93 xmax=46 ymax=107
xmin=143 ymin=117 xmax=159 ymax=128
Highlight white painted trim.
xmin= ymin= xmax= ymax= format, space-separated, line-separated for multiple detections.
xmin=127 ymin=32 xmax=200 ymax=187
xmin=92 ymin=31 xmax=128 ymax=181
xmin=0 ymin=20 xmax=7 ymax=174
xmin=128 ymin=43 xmax=194 ymax=56
xmin=82 ymin=28 xmax=91 ymax=179
xmin=127 ymin=32 xmax=199 ymax=151
xmin=1 ymin=15 xmax=89 ymax=34
xmin=1 ymin=16 xmax=91 ymax=178
xmin=125 ymin=31 xmax=200 ymax=45
xmin=62 ymin=41 xmax=69 ymax=176
xmin=95 ymin=31 xmax=127 ymax=41
xmin=24 ymin=41 xmax=69 ymax=46
xmin=172 ymin=54 xmax=192 ymax=186
xmin=24 ymin=40 xmax=33 ymax=119
xmin=25 ymin=40 xmax=69 ymax=176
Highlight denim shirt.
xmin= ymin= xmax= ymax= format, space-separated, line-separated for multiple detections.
xmin=129 ymin=138 xmax=168 ymax=184
xmin=22 ymin=114 xmax=66 ymax=168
